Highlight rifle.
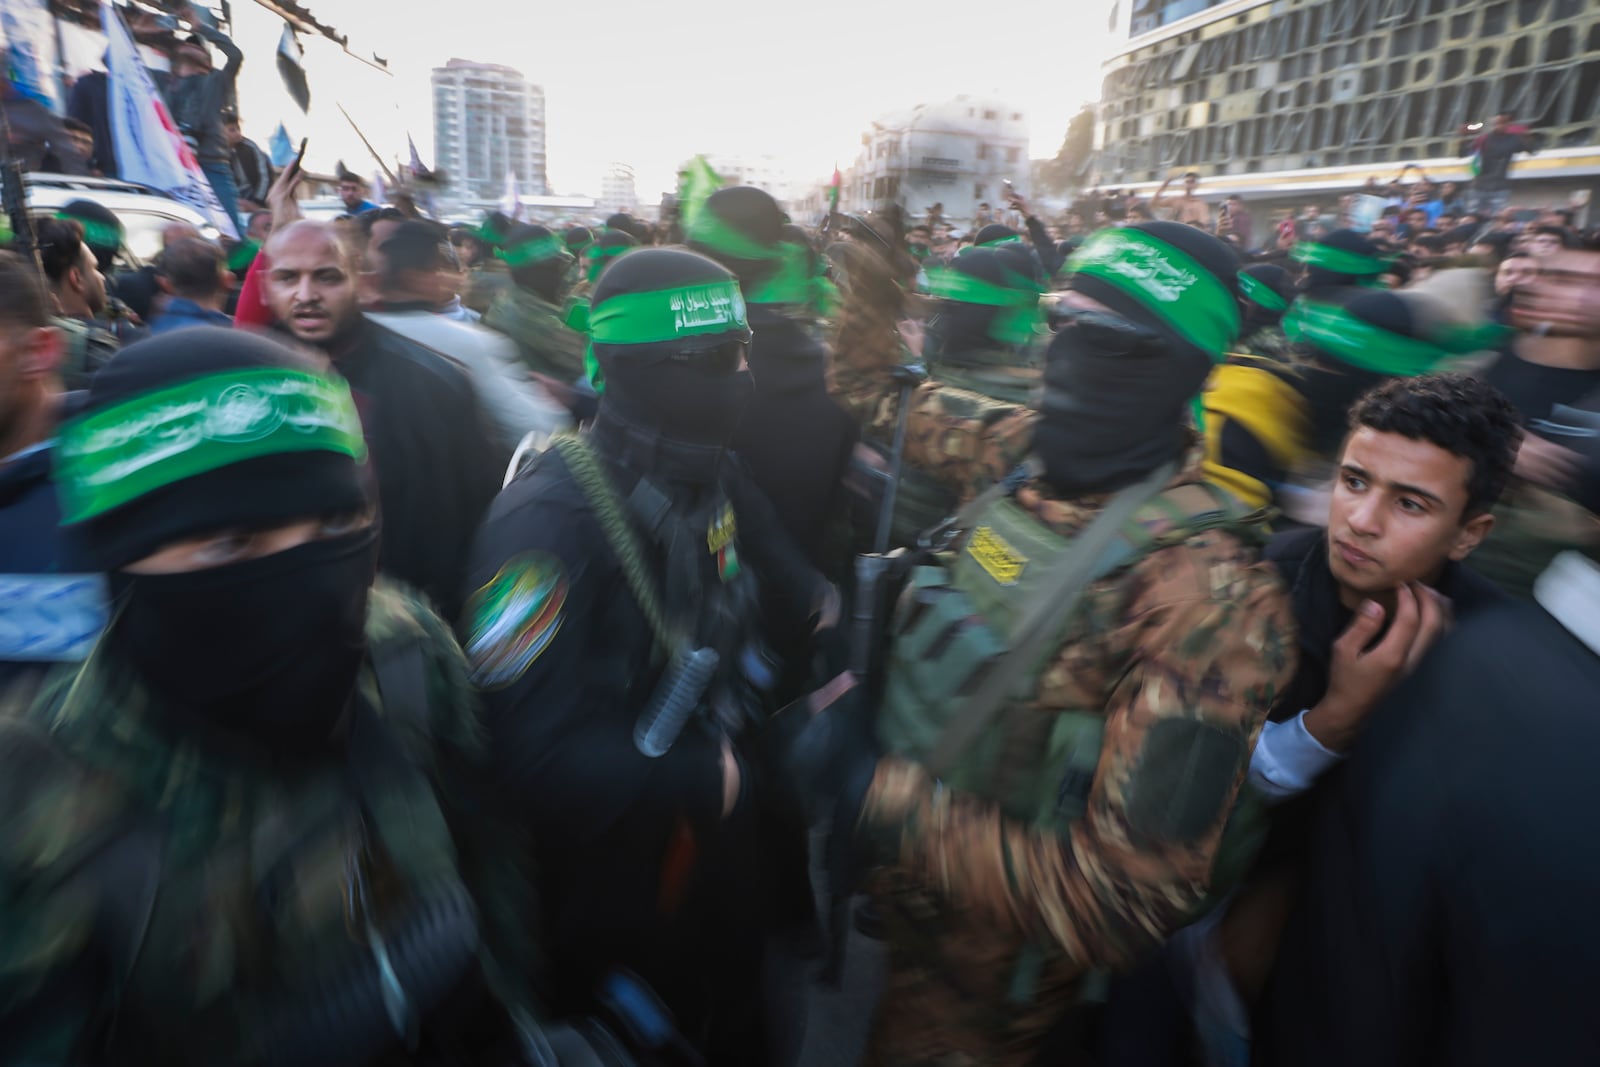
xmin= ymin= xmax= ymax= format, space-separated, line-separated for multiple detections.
xmin=823 ymin=362 xmax=926 ymax=989
xmin=0 ymin=94 xmax=42 ymax=274
xmin=848 ymin=362 xmax=926 ymax=678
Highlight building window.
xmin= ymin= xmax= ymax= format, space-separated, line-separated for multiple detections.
xmin=975 ymin=183 xmax=985 ymax=199
xmin=1005 ymin=146 xmax=1021 ymax=162
xmin=977 ymin=144 xmax=989 ymax=160
xmin=984 ymin=110 xmax=997 ymax=120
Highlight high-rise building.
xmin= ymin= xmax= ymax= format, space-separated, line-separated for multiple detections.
xmin=431 ymin=58 xmax=547 ymax=201
xmin=1093 ymin=0 xmax=1599 ymax=211
xmin=599 ymin=163 xmax=637 ymax=213
xmin=851 ymin=96 xmax=1029 ymax=226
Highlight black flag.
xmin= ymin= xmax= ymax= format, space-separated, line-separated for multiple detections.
xmin=277 ymin=24 xmax=310 ymax=113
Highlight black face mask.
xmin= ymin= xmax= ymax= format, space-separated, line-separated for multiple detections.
xmin=108 ymin=527 xmax=379 ymax=758
xmin=603 ymin=357 xmax=754 ymax=448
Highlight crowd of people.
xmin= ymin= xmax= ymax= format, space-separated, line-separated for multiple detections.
xmin=4 ymin=13 xmax=1600 ymax=1065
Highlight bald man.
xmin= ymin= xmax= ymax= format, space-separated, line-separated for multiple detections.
xmin=261 ymin=220 xmax=507 ymax=617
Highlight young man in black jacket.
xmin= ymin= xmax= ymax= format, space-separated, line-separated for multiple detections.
xmin=1104 ymin=373 xmax=1524 ymax=1066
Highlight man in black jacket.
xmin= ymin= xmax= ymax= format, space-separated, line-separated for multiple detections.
xmin=260 ymin=220 xmax=505 ymax=619
xmin=689 ymin=187 xmax=858 ymax=574
xmin=460 ymin=247 xmax=832 ymax=1065
xmin=1255 ymin=475 xmax=1600 ymax=1065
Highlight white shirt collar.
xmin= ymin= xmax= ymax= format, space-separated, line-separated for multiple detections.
xmin=1534 ymin=552 xmax=1600 ymax=657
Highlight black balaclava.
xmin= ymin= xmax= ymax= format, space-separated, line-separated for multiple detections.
xmin=1037 ymin=222 xmax=1243 ymax=496
xmin=59 ymin=328 xmax=375 ymax=759
xmin=502 ymin=223 xmax=574 ymax=304
xmin=60 ymin=198 xmax=124 ymax=273
xmin=605 ymin=212 xmax=651 ymax=245
xmin=590 ymin=247 xmax=754 ymax=477
xmin=687 ymin=185 xmax=785 ymax=294
xmin=1238 ymin=262 xmax=1294 ymax=337
xmin=925 ymin=247 xmax=1038 ymax=361
xmin=587 ymin=250 xmax=763 ymax=687
xmin=586 ymin=228 xmax=639 ymax=287
xmin=1292 ymin=289 xmax=1434 ymax=456
xmin=1294 ymin=228 xmax=1391 ymax=295
xmin=974 ymin=223 xmax=1021 ymax=248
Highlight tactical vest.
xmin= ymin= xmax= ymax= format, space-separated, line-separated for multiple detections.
xmin=38 ymin=589 xmax=486 ymax=1066
xmin=877 ymin=480 xmax=1272 ymax=985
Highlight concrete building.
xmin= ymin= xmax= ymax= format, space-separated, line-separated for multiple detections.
xmin=431 ymin=58 xmax=547 ymax=202
xmin=1092 ymin=0 xmax=1599 ymax=224
xmin=599 ymin=163 xmax=638 ymax=214
xmin=850 ymin=96 xmax=1029 ymax=227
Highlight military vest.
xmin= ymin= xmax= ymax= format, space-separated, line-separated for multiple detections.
xmin=32 ymin=587 xmax=485 ymax=1066
xmin=878 ymin=480 xmax=1271 ymax=898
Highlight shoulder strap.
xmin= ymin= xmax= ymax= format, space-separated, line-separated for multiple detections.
xmin=924 ymin=455 xmax=1043 ymax=549
xmin=549 ymin=434 xmax=675 ymax=657
xmin=926 ymin=461 xmax=1177 ymax=775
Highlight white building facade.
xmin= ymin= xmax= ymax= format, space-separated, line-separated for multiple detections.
xmin=432 ymin=59 xmax=548 ymax=202
xmin=850 ymin=96 xmax=1030 ymax=227
xmin=599 ymin=163 xmax=638 ymax=214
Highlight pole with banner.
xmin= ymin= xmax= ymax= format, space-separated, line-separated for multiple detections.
xmin=99 ymin=0 xmax=238 ymax=239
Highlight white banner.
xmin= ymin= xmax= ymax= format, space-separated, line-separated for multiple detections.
xmin=100 ymin=0 xmax=237 ymax=238
xmin=0 ymin=0 xmax=61 ymax=109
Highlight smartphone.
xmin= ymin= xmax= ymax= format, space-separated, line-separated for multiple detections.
xmin=290 ymin=137 xmax=309 ymax=174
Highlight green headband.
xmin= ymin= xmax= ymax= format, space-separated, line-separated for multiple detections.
xmin=498 ymin=234 xmax=570 ymax=269
xmin=1291 ymin=241 xmax=1392 ymax=276
xmin=978 ymin=235 xmax=1024 ymax=248
xmin=57 ymin=212 xmax=123 ymax=251
xmin=1238 ymin=272 xmax=1288 ymax=312
xmin=747 ymin=241 xmax=813 ymax=306
xmin=56 ymin=368 xmax=367 ymax=523
xmin=586 ymin=242 xmax=634 ymax=284
xmin=1282 ymin=300 xmax=1453 ymax=377
xmin=687 ymin=211 xmax=785 ymax=262
xmin=1066 ymin=227 xmax=1242 ymax=359
xmin=925 ymin=267 xmax=1041 ymax=346
xmin=588 ymin=280 xmax=751 ymax=346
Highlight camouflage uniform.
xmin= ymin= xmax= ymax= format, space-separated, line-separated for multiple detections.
xmin=0 ymin=582 xmax=535 ymax=1064
xmin=829 ymin=337 xmax=1040 ymax=543
xmin=857 ymin=450 xmax=1295 ymax=1066
xmin=52 ymin=316 xmax=120 ymax=391
xmin=461 ymin=259 xmax=513 ymax=316
xmin=1235 ymin=324 xmax=1298 ymax=366
xmin=482 ymin=286 xmax=588 ymax=384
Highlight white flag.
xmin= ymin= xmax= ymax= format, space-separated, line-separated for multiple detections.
xmin=500 ymin=169 xmax=522 ymax=220
xmin=100 ymin=0 xmax=238 ymax=238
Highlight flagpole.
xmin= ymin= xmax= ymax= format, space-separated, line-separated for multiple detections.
xmin=336 ymin=102 xmax=398 ymax=186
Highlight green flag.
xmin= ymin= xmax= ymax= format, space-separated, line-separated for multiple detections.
xmin=678 ymin=156 xmax=723 ymax=235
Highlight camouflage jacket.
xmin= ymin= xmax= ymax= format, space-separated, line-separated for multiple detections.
xmin=462 ymin=260 xmax=514 ymax=316
xmin=482 ymin=287 xmax=588 ymax=384
xmin=828 ymin=331 xmax=1040 ymax=508
xmin=858 ymin=453 xmax=1296 ymax=1065
xmin=0 ymin=582 xmax=535 ymax=1065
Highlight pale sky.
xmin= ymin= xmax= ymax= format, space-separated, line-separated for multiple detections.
xmin=217 ymin=0 xmax=1118 ymax=201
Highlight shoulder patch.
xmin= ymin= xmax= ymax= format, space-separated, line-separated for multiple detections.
xmin=462 ymin=553 xmax=569 ymax=689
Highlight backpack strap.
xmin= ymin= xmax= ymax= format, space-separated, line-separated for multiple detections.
xmin=925 ymin=460 xmax=1177 ymax=776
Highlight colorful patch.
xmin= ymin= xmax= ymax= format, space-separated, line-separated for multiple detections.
xmin=717 ymin=543 xmax=741 ymax=583
xmin=707 ymin=503 xmax=737 ymax=554
xmin=463 ymin=552 xmax=568 ymax=689
xmin=966 ymin=525 xmax=1028 ymax=586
